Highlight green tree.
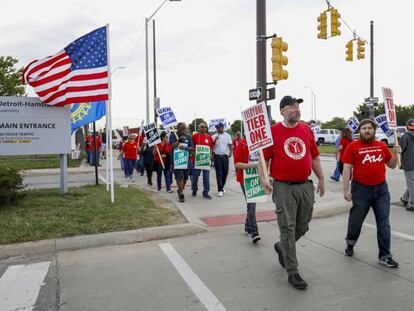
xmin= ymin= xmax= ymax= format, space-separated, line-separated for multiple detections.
xmin=230 ymin=119 xmax=243 ymax=135
xmin=321 ymin=117 xmax=347 ymax=129
xmin=188 ymin=118 xmax=208 ymax=133
xmin=353 ymin=103 xmax=414 ymax=126
xmin=0 ymin=56 xmax=25 ymax=96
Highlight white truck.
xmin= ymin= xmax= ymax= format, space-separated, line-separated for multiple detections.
xmin=314 ymin=129 xmax=340 ymax=145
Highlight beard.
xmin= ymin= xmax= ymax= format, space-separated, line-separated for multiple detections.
xmin=287 ymin=112 xmax=301 ymax=124
xmin=359 ymin=132 xmax=375 ymax=143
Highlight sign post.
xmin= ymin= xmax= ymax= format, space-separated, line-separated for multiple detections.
xmin=381 ymin=87 xmax=400 ymax=166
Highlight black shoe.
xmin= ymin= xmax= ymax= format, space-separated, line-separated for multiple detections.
xmin=379 ymin=257 xmax=399 ymax=268
xmin=252 ymin=234 xmax=261 ymax=243
xmin=202 ymin=193 xmax=212 ymax=200
xmin=244 ymin=230 xmax=252 ymax=238
xmin=345 ymin=244 xmax=354 ymax=257
xmin=400 ymin=197 xmax=408 ymax=206
xmin=274 ymin=242 xmax=286 ymax=268
xmin=288 ymin=273 xmax=308 ymax=290
xmin=407 ymin=207 xmax=414 ymax=212
xmin=192 ymin=190 xmax=197 ymax=197
xmin=178 ymin=193 xmax=185 ymax=203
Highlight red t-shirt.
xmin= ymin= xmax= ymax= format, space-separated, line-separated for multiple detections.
xmin=342 ymin=140 xmax=392 ymax=186
xmin=134 ymin=135 xmax=145 ymax=148
xmin=191 ymin=132 xmax=213 ymax=163
xmin=339 ymin=137 xmax=352 ymax=161
xmin=121 ymin=141 xmax=138 ymax=160
xmin=232 ymin=138 xmax=242 ymax=150
xmin=153 ymin=142 xmax=172 ymax=163
xmin=234 ymin=139 xmax=249 ymax=184
xmin=263 ymin=122 xmax=319 ymax=182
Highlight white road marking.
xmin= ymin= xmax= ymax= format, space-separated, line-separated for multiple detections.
xmin=0 ymin=261 xmax=51 ymax=311
xmin=364 ymin=223 xmax=414 ymax=241
xmin=159 ymin=243 xmax=226 ymax=311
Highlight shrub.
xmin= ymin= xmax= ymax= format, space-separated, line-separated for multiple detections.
xmin=0 ymin=166 xmax=24 ymax=205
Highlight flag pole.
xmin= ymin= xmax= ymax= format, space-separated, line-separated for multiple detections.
xmin=105 ymin=109 xmax=109 ymax=191
xmin=106 ymin=23 xmax=115 ymax=203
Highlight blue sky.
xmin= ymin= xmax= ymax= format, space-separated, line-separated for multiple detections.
xmin=1 ymin=0 xmax=412 ymax=128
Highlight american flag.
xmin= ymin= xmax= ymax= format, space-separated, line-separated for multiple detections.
xmin=23 ymin=26 xmax=109 ymax=107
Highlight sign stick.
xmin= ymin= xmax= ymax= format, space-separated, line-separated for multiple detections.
xmin=258 ymin=149 xmax=269 ymax=185
xmin=393 ymin=129 xmax=401 ymax=167
xmin=156 ymin=146 xmax=165 ymax=169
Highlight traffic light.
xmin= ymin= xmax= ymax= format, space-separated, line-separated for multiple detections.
xmin=345 ymin=40 xmax=353 ymax=61
xmin=317 ymin=12 xmax=328 ymax=39
xmin=271 ymin=37 xmax=288 ymax=81
xmin=357 ymin=38 xmax=365 ymax=60
xmin=330 ymin=8 xmax=341 ymax=37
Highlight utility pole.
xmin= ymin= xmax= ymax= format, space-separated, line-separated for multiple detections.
xmin=369 ymin=20 xmax=374 ymax=119
xmin=153 ymin=19 xmax=158 ymax=125
xmin=256 ymin=0 xmax=269 ymax=117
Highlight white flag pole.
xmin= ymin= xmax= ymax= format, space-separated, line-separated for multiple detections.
xmin=106 ymin=23 xmax=115 ymax=204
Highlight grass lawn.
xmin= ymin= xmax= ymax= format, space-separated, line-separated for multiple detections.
xmin=0 ymin=185 xmax=181 ymax=244
xmin=0 ymin=155 xmax=82 ymax=170
xmin=317 ymin=145 xmax=336 ymax=154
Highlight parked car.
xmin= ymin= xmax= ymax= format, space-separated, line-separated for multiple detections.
xmin=314 ymin=129 xmax=340 ymax=145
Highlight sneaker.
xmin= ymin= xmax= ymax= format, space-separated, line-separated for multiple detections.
xmin=218 ymin=191 xmax=224 ymax=197
xmin=379 ymin=257 xmax=399 ymax=268
xmin=288 ymin=273 xmax=308 ymax=290
xmin=223 ymin=188 xmax=226 ymax=193
xmin=244 ymin=230 xmax=252 ymax=237
xmin=167 ymin=189 xmax=174 ymax=193
xmin=274 ymin=242 xmax=286 ymax=268
xmin=202 ymin=193 xmax=212 ymax=200
xmin=192 ymin=190 xmax=197 ymax=197
xmin=345 ymin=244 xmax=354 ymax=257
xmin=330 ymin=176 xmax=339 ymax=182
xmin=406 ymin=207 xmax=414 ymax=212
xmin=400 ymin=197 xmax=408 ymax=206
xmin=178 ymin=193 xmax=185 ymax=203
xmin=157 ymin=188 xmax=161 ymax=191
xmin=131 ymin=178 xmax=135 ymax=182
xmin=252 ymin=234 xmax=261 ymax=244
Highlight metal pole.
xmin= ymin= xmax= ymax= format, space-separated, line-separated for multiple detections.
xmin=369 ymin=20 xmax=374 ymax=119
xmin=93 ymin=121 xmax=98 ymax=186
xmin=59 ymin=154 xmax=68 ymax=193
xmin=313 ymin=93 xmax=317 ymax=121
xmin=145 ymin=18 xmax=150 ymax=123
xmin=256 ymin=0 xmax=268 ymax=115
xmin=153 ymin=19 xmax=158 ymax=125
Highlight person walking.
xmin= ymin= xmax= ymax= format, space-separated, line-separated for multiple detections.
xmin=169 ymin=122 xmax=194 ymax=203
xmin=212 ymin=123 xmax=233 ymax=197
xmin=342 ymin=118 xmax=399 ymax=268
xmin=398 ymin=119 xmax=414 ymax=211
xmin=234 ymin=137 xmax=261 ymax=243
xmin=337 ymin=127 xmax=353 ymax=175
xmin=153 ymin=132 xmax=173 ymax=193
xmin=140 ymin=141 xmax=154 ymax=186
xmin=120 ymin=135 xmax=138 ymax=182
xmin=191 ymin=122 xmax=214 ymax=199
xmin=330 ymin=129 xmax=342 ymax=182
xmin=259 ymin=95 xmax=325 ymax=290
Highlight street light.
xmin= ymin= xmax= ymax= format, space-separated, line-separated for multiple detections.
xmin=305 ymin=86 xmax=316 ymax=121
xmin=145 ymin=0 xmax=181 ymax=124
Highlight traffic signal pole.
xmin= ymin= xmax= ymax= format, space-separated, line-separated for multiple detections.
xmin=256 ymin=1 xmax=268 ymax=110
xmin=369 ymin=20 xmax=374 ymax=119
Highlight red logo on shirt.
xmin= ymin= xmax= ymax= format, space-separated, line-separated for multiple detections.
xmin=284 ymin=137 xmax=306 ymax=160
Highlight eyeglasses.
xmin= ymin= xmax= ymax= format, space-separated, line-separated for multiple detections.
xmin=199 ymin=125 xmax=206 ymax=128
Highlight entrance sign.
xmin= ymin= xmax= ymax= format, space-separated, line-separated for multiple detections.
xmin=194 ymin=145 xmax=211 ymax=170
xmin=243 ymin=167 xmax=267 ymax=203
xmin=242 ymin=102 xmax=273 ymax=153
xmin=143 ymin=122 xmax=161 ymax=147
xmin=173 ymin=149 xmax=189 ymax=169
xmin=0 ymin=96 xmax=71 ymax=155
xmin=382 ymin=87 xmax=397 ymax=129
xmin=156 ymin=106 xmax=177 ymax=128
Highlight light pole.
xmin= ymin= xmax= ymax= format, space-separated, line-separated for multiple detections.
xmin=145 ymin=0 xmax=181 ymax=124
xmin=305 ymin=86 xmax=316 ymax=121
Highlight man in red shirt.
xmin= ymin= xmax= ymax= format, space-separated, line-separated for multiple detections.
xmin=342 ymin=118 xmax=399 ymax=268
xmin=191 ymin=122 xmax=214 ymax=199
xmin=259 ymin=95 xmax=325 ymax=290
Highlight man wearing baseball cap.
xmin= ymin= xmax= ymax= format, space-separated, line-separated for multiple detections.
xmin=212 ymin=122 xmax=233 ymax=197
xmin=259 ymin=95 xmax=325 ymax=290
xmin=399 ymin=119 xmax=414 ymax=211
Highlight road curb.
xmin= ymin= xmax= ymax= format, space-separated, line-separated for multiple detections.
xmin=0 ymin=223 xmax=208 ymax=260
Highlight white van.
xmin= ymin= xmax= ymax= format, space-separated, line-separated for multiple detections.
xmin=314 ymin=129 xmax=340 ymax=145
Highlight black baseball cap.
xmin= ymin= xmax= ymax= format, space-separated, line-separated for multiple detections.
xmin=215 ymin=122 xmax=224 ymax=128
xmin=280 ymin=95 xmax=303 ymax=110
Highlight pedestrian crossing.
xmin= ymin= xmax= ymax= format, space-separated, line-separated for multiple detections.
xmin=0 ymin=261 xmax=50 ymax=311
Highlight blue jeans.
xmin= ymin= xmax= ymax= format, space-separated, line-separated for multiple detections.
xmin=346 ymin=181 xmax=392 ymax=260
xmin=123 ymin=159 xmax=136 ymax=178
xmin=191 ymin=169 xmax=210 ymax=194
xmin=331 ymin=161 xmax=340 ymax=180
xmin=240 ymin=184 xmax=258 ymax=235
xmin=157 ymin=165 xmax=172 ymax=191
xmin=214 ymin=154 xmax=229 ymax=192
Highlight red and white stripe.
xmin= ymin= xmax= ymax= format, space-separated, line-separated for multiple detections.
xmin=23 ymin=50 xmax=108 ymax=107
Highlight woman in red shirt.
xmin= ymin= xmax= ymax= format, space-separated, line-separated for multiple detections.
xmin=153 ymin=132 xmax=173 ymax=192
xmin=120 ymin=135 xmax=138 ymax=182
xmin=338 ymin=128 xmax=353 ymax=175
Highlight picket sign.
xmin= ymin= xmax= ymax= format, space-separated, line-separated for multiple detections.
xmin=173 ymin=149 xmax=189 ymax=169
xmin=382 ymin=87 xmax=400 ymax=167
xmin=243 ymin=166 xmax=267 ymax=203
xmin=194 ymin=145 xmax=211 ymax=170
